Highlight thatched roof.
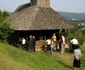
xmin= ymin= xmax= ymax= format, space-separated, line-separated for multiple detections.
xmin=5 ymin=3 xmax=74 ymax=31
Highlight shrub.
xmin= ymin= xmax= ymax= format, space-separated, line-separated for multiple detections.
xmin=0 ymin=22 xmax=14 ymax=41
xmin=67 ymin=29 xmax=85 ymax=45
xmin=0 ymin=11 xmax=9 ymax=23
xmin=0 ymin=10 xmax=13 ymax=41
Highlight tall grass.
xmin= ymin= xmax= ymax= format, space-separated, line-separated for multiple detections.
xmin=0 ymin=42 xmax=85 ymax=70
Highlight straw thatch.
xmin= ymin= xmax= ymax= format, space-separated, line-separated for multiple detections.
xmin=5 ymin=3 xmax=74 ymax=31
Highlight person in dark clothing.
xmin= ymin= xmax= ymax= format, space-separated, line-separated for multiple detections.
xmin=28 ymin=35 xmax=34 ymax=52
xmin=33 ymin=36 xmax=36 ymax=52
xmin=25 ymin=36 xmax=29 ymax=51
xmin=17 ymin=37 xmax=22 ymax=48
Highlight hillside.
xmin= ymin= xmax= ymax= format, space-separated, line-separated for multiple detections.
xmin=8 ymin=11 xmax=85 ymax=22
xmin=0 ymin=42 xmax=85 ymax=70
xmin=58 ymin=11 xmax=85 ymax=22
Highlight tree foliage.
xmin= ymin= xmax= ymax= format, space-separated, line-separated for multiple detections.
xmin=0 ymin=10 xmax=14 ymax=41
xmin=0 ymin=11 xmax=9 ymax=23
xmin=0 ymin=22 xmax=14 ymax=40
xmin=2 ymin=11 xmax=9 ymax=20
xmin=67 ymin=29 xmax=85 ymax=45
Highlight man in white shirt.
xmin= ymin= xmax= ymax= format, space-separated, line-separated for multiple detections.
xmin=46 ymin=39 xmax=51 ymax=45
xmin=71 ymin=37 xmax=78 ymax=45
xmin=71 ymin=36 xmax=78 ymax=52
xmin=22 ymin=37 xmax=26 ymax=49
xmin=46 ymin=38 xmax=51 ymax=50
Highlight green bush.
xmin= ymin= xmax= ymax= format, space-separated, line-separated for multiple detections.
xmin=0 ymin=22 xmax=14 ymax=41
xmin=67 ymin=29 xmax=85 ymax=45
xmin=0 ymin=11 xmax=9 ymax=23
xmin=0 ymin=10 xmax=14 ymax=41
xmin=75 ymin=30 xmax=85 ymax=45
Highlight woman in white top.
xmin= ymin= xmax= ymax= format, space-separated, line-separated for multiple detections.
xmin=73 ymin=45 xmax=81 ymax=70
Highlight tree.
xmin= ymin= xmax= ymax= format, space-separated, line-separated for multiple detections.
xmin=2 ymin=11 xmax=9 ymax=20
xmin=0 ymin=10 xmax=3 ymax=23
xmin=0 ymin=22 xmax=14 ymax=41
xmin=0 ymin=10 xmax=14 ymax=41
xmin=67 ymin=29 xmax=85 ymax=45
xmin=0 ymin=11 xmax=9 ymax=23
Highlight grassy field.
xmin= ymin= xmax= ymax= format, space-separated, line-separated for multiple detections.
xmin=0 ymin=42 xmax=85 ymax=70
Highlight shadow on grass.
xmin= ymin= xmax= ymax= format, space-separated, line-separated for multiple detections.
xmin=57 ymin=60 xmax=73 ymax=70
xmin=65 ymin=48 xmax=71 ymax=53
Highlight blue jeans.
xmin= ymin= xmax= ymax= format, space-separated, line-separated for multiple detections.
xmin=50 ymin=47 xmax=53 ymax=55
xmin=61 ymin=44 xmax=65 ymax=53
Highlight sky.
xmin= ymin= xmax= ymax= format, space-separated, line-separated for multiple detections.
xmin=0 ymin=0 xmax=85 ymax=13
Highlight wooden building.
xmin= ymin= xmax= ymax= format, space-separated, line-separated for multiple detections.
xmin=5 ymin=0 xmax=74 ymax=49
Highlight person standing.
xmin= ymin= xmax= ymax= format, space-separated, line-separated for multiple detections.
xmin=73 ymin=45 xmax=81 ymax=70
xmin=52 ymin=33 xmax=57 ymax=51
xmin=61 ymin=34 xmax=66 ymax=54
xmin=28 ymin=35 xmax=34 ymax=52
xmin=25 ymin=36 xmax=29 ymax=51
xmin=22 ymin=37 xmax=26 ymax=49
xmin=17 ymin=37 xmax=22 ymax=48
xmin=46 ymin=38 xmax=51 ymax=51
xmin=71 ymin=36 xmax=78 ymax=52
xmin=50 ymin=39 xmax=55 ymax=55
xmin=33 ymin=36 xmax=36 ymax=52
xmin=52 ymin=33 xmax=57 ymax=42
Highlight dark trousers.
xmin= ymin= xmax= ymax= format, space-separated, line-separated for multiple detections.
xmin=72 ymin=44 xmax=78 ymax=52
xmin=22 ymin=44 xmax=25 ymax=49
xmin=33 ymin=45 xmax=36 ymax=52
xmin=47 ymin=45 xmax=51 ymax=50
xmin=28 ymin=45 xmax=33 ymax=52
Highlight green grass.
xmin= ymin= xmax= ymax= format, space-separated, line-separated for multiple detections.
xmin=0 ymin=42 xmax=85 ymax=70
xmin=80 ymin=46 xmax=85 ymax=70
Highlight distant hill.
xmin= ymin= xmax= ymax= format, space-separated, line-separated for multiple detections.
xmin=58 ymin=11 xmax=85 ymax=22
xmin=7 ymin=11 xmax=85 ymax=22
xmin=7 ymin=11 xmax=12 ymax=15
